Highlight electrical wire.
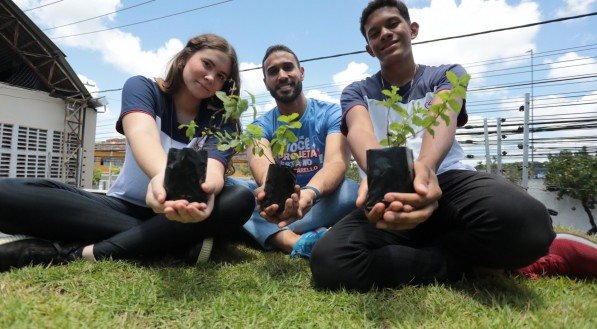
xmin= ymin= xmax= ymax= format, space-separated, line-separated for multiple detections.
xmin=51 ymin=0 xmax=234 ymax=39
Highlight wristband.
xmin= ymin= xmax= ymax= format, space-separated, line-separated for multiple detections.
xmin=301 ymin=185 xmax=321 ymax=205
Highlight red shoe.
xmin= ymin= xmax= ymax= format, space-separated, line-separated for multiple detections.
xmin=516 ymin=233 xmax=597 ymax=279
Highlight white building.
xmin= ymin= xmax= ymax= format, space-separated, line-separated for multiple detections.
xmin=0 ymin=1 xmax=103 ymax=188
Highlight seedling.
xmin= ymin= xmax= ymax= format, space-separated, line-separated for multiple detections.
xmin=365 ymin=71 xmax=470 ymax=210
xmin=214 ymin=91 xmax=303 ymax=213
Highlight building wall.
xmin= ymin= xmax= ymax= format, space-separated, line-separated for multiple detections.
xmin=0 ymin=82 xmax=96 ymax=188
xmin=80 ymin=107 xmax=97 ymax=188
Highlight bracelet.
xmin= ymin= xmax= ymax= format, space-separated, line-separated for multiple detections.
xmin=301 ymin=185 xmax=321 ymax=205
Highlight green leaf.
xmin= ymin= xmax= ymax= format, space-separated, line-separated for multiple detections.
xmin=446 ymin=71 xmax=459 ymax=87
xmin=459 ymin=73 xmax=471 ymax=86
xmin=288 ymin=121 xmax=302 ymax=129
xmin=453 ymin=86 xmax=466 ymax=98
xmin=440 ymin=113 xmax=451 ymax=126
xmin=392 ymin=105 xmax=409 ymax=118
xmin=412 ymin=115 xmax=423 ymax=127
xmin=287 ymin=133 xmax=298 ymax=143
xmin=448 ymin=99 xmax=461 ymax=113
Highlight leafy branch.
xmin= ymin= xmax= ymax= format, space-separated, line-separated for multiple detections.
xmin=378 ymin=71 xmax=470 ymax=147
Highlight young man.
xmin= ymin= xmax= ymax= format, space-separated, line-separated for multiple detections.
xmin=309 ymin=0 xmax=557 ymax=291
xmin=228 ymin=45 xmax=358 ymax=258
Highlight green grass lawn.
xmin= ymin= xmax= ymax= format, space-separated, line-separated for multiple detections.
xmin=1 ymin=234 xmax=596 ymax=328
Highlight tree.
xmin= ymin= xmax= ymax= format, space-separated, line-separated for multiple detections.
xmin=345 ymin=160 xmax=361 ymax=183
xmin=475 ymin=161 xmax=523 ymax=185
xmin=545 ymin=147 xmax=596 ymax=235
xmin=92 ymin=169 xmax=102 ymax=186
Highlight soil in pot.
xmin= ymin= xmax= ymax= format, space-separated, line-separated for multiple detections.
xmin=164 ymin=148 xmax=208 ymax=203
xmin=365 ymin=146 xmax=414 ymax=211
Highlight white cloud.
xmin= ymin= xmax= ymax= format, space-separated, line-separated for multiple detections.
xmin=305 ymin=89 xmax=339 ymax=104
xmin=411 ymin=0 xmax=539 ymax=74
xmin=557 ymin=0 xmax=596 ymax=17
xmin=545 ymin=52 xmax=597 ymax=79
xmin=333 ymin=62 xmax=371 ymax=92
xmin=239 ymin=62 xmax=267 ymax=96
xmin=16 ymin=0 xmax=181 ymax=77
xmin=330 ymin=0 xmax=542 ymax=96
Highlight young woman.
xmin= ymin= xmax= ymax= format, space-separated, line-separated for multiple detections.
xmin=0 ymin=33 xmax=254 ymax=271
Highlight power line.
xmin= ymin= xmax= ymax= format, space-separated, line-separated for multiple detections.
xmin=467 ymin=89 xmax=597 ymax=106
xmin=51 ymin=0 xmax=234 ymax=39
xmin=23 ymin=0 xmax=63 ymax=12
xmin=92 ymin=33 xmax=597 ymax=95
xmin=464 ymin=44 xmax=597 ymax=69
xmin=240 ymin=11 xmax=597 ymax=72
xmin=42 ymin=0 xmax=156 ymax=31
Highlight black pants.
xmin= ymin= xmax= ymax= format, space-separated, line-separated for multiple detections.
xmin=310 ymin=170 xmax=555 ymax=291
xmin=0 ymin=178 xmax=254 ymax=260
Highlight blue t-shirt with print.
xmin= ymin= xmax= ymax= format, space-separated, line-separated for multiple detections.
xmin=340 ymin=64 xmax=474 ymax=177
xmin=253 ymin=98 xmax=342 ymax=187
xmin=107 ymin=75 xmax=236 ymax=207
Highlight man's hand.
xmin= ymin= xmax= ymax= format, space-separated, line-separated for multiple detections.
xmin=255 ymin=184 xmax=301 ymax=227
xmin=361 ymin=161 xmax=442 ymax=231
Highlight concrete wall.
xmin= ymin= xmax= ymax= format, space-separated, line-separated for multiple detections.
xmin=527 ymin=178 xmax=596 ymax=233
xmin=80 ymin=107 xmax=96 ymax=188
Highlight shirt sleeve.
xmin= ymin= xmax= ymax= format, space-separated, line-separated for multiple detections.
xmin=339 ymin=81 xmax=367 ymax=135
xmin=203 ymin=119 xmax=237 ymax=167
xmin=252 ymin=109 xmax=276 ymax=141
xmin=116 ymin=76 xmax=158 ymax=134
xmin=326 ymin=102 xmax=342 ymax=135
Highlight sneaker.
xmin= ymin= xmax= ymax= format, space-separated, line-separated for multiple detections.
xmin=185 ymin=237 xmax=214 ymax=265
xmin=516 ymin=233 xmax=597 ymax=279
xmin=290 ymin=228 xmax=328 ymax=259
xmin=0 ymin=235 xmax=69 ymax=272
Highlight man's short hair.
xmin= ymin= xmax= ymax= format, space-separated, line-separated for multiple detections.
xmin=360 ymin=0 xmax=411 ymax=41
xmin=261 ymin=45 xmax=301 ymax=75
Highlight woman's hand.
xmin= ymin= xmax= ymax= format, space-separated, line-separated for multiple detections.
xmin=146 ymin=171 xmax=167 ymax=213
xmin=163 ymin=182 xmax=216 ymax=223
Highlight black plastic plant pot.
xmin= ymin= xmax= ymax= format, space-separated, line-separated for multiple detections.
xmin=164 ymin=148 xmax=208 ymax=203
xmin=262 ymin=163 xmax=297 ymax=214
xmin=365 ymin=146 xmax=415 ymax=211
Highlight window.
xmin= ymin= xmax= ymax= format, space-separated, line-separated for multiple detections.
xmin=0 ymin=123 xmax=13 ymax=149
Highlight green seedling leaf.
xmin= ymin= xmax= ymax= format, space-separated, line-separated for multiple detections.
xmin=446 ymin=71 xmax=459 ymax=87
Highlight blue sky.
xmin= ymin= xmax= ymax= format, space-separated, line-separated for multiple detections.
xmin=14 ymin=0 xmax=597 ymax=163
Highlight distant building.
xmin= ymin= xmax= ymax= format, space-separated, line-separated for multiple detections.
xmin=94 ymin=138 xmax=125 ymax=173
xmin=0 ymin=1 xmax=104 ymax=188
xmin=92 ymin=138 xmax=250 ymax=190
xmin=230 ymin=149 xmax=250 ymax=177
xmin=93 ymin=138 xmax=125 ymax=190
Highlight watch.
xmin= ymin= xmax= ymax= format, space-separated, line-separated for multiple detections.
xmin=301 ymin=185 xmax=321 ymax=205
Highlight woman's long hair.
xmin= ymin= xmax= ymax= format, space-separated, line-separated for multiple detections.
xmin=158 ymin=33 xmax=241 ymax=106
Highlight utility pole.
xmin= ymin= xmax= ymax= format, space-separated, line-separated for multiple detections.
xmin=522 ymin=93 xmax=530 ymax=190
xmin=527 ymin=49 xmax=535 ymax=168
xmin=496 ymin=117 xmax=502 ymax=175
xmin=108 ymin=149 xmax=113 ymax=189
xmin=484 ymin=118 xmax=491 ymax=173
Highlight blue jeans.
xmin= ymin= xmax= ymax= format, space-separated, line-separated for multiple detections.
xmin=227 ymin=177 xmax=358 ymax=250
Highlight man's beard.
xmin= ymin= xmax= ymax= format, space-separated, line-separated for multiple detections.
xmin=269 ymin=80 xmax=303 ymax=104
